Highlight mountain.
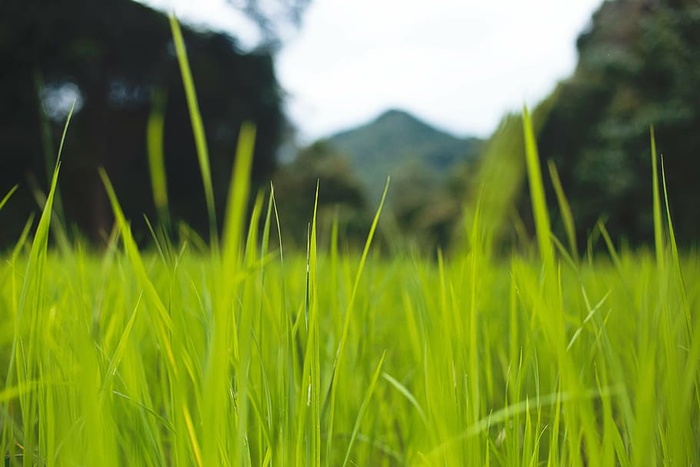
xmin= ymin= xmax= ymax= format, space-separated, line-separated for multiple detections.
xmin=324 ymin=109 xmax=483 ymax=201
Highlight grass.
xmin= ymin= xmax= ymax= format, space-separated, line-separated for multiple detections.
xmin=1 ymin=18 xmax=698 ymax=466
xmin=1 ymin=202 xmax=698 ymax=465
xmin=1 ymin=117 xmax=698 ymax=466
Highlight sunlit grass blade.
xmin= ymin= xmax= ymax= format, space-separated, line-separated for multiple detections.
xmin=295 ymin=181 xmax=321 ymax=466
xmin=221 ymin=122 xmax=256 ymax=269
xmin=464 ymin=114 xmax=526 ymax=249
xmin=100 ymin=292 xmax=143 ymax=393
xmin=342 ymin=350 xmax=387 ymax=467
xmin=0 ymin=185 xmax=18 ymax=211
xmin=426 ymin=386 xmax=622 ymax=461
xmin=659 ymin=155 xmax=687 ymax=317
xmin=169 ymin=13 xmax=217 ymax=245
xmin=324 ymin=177 xmax=390 ymax=463
xmin=42 ymin=97 xmax=74 ymax=231
xmin=99 ymin=169 xmax=178 ymax=376
xmin=147 ymin=88 xmax=169 ymax=225
xmin=198 ymin=122 xmax=256 ymax=465
xmin=382 ymin=372 xmax=428 ymax=426
xmin=547 ymin=161 xmax=579 ymax=264
xmin=522 ymin=107 xmax=553 ymax=269
xmin=143 ymin=214 xmax=170 ymax=265
xmin=9 ymin=215 xmax=35 ymax=261
xmin=182 ymin=403 xmax=204 ymax=467
xmin=649 ymin=127 xmax=664 ymax=269
xmin=550 ymin=232 xmax=578 ymax=272
xmin=597 ymin=221 xmax=623 ymax=275
xmin=6 ymin=161 xmax=61 ymax=465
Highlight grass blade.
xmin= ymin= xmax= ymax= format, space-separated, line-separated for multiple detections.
xmin=522 ymin=107 xmax=553 ymax=269
xmin=147 ymin=88 xmax=169 ymax=224
xmin=221 ymin=123 xmax=256 ymax=270
xmin=342 ymin=350 xmax=387 ymax=467
xmin=325 ymin=177 xmax=390 ymax=463
xmin=547 ymin=161 xmax=578 ymax=264
xmin=99 ymin=169 xmax=178 ymax=377
xmin=650 ymin=127 xmax=664 ymax=269
xmin=169 ymin=13 xmax=216 ymax=246
xmin=0 ymin=185 xmax=18 ymax=211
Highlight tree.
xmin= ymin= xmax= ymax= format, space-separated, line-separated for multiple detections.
xmin=537 ymin=0 xmax=700 ymax=246
xmin=227 ymin=0 xmax=312 ymax=49
xmin=385 ymin=162 xmax=463 ymax=251
xmin=271 ymin=141 xmax=370 ymax=248
xmin=0 ymin=0 xmax=294 ymax=247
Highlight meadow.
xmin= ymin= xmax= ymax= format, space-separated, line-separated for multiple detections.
xmin=2 ymin=120 xmax=698 ymax=467
xmin=1 ymin=17 xmax=699 ymax=466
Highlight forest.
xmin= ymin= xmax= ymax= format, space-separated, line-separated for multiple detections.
xmin=1 ymin=0 xmax=699 ymax=252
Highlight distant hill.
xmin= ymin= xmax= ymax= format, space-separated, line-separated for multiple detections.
xmin=324 ymin=109 xmax=483 ymax=201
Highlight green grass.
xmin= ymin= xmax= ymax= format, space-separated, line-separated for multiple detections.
xmin=1 ymin=18 xmax=698 ymax=464
xmin=1 ymin=118 xmax=699 ymax=465
xmin=1 ymin=203 xmax=698 ymax=465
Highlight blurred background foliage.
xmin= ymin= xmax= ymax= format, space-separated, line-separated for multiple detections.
xmin=1 ymin=0 xmax=700 ymax=253
xmin=271 ymin=141 xmax=370 ymax=249
xmin=0 ymin=0 xmax=290 ymax=246
xmin=536 ymin=0 xmax=700 ymax=248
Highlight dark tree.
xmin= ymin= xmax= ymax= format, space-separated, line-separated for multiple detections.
xmin=0 ymin=0 xmax=293 ymax=247
xmin=537 ymin=0 xmax=700 ymax=247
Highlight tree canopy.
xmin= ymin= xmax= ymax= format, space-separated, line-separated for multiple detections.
xmin=0 ymin=0 xmax=296 ymax=247
xmin=536 ymin=0 xmax=700 ymax=246
xmin=226 ymin=0 xmax=312 ymax=49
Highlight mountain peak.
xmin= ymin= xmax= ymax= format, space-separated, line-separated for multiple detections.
xmin=325 ymin=108 xmax=483 ymax=201
xmin=375 ymin=108 xmax=418 ymax=121
xmin=370 ymin=108 xmax=439 ymax=133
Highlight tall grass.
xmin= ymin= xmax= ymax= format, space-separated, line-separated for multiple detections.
xmin=1 ymin=20 xmax=698 ymax=464
xmin=1 ymin=110 xmax=698 ymax=466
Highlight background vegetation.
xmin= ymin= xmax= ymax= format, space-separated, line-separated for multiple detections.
xmin=2 ymin=0 xmax=700 ymax=252
xmin=0 ymin=0 xmax=287 ymax=246
xmin=536 ymin=0 xmax=700 ymax=247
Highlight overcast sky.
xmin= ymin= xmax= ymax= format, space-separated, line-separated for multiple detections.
xmin=140 ymin=0 xmax=605 ymax=141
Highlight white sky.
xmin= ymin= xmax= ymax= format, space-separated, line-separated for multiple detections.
xmin=139 ymin=0 xmax=605 ymax=142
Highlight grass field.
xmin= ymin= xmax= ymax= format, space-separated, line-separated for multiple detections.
xmin=1 ymin=17 xmax=698 ymax=465
xmin=2 ymin=120 xmax=699 ymax=466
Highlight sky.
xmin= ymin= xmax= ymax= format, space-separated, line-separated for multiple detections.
xmin=140 ymin=0 xmax=605 ymax=142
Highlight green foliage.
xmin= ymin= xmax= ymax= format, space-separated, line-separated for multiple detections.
xmin=385 ymin=162 xmax=463 ymax=250
xmin=326 ymin=109 xmax=483 ymax=203
xmin=537 ymin=1 xmax=700 ymax=247
xmin=272 ymin=141 xmax=371 ymax=248
xmin=0 ymin=0 xmax=284 ymax=247
xmin=460 ymin=97 xmax=555 ymax=254
xmin=309 ymin=110 xmax=483 ymax=252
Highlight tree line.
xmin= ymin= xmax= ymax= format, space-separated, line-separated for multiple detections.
xmin=2 ymin=0 xmax=699 ymax=252
xmin=0 ymin=0 xmax=293 ymax=247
